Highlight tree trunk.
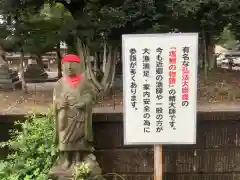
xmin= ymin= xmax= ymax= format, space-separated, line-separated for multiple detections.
xmin=97 ymin=52 xmax=101 ymax=69
xmin=109 ymin=48 xmax=117 ymax=89
xmin=75 ymin=37 xmax=117 ymax=93
xmin=56 ymin=43 xmax=62 ymax=78
xmin=36 ymin=54 xmax=45 ymax=69
xmin=90 ymin=45 xmax=117 ymax=93
xmin=0 ymin=45 xmax=5 ymax=62
xmin=101 ymin=45 xmax=112 ymax=86
xmin=93 ymin=52 xmax=98 ymax=76
xmin=101 ymin=46 xmax=117 ymax=93
xmin=76 ymin=37 xmax=86 ymax=72
xmin=207 ymin=35 xmax=216 ymax=70
xmin=102 ymin=41 xmax=107 ymax=73
xmin=96 ymin=52 xmax=101 ymax=81
xmin=101 ymin=46 xmax=116 ymax=92
xmin=198 ymin=37 xmax=204 ymax=69
xmin=203 ymin=30 xmax=208 ymax=82
xmin=20 ymin=49 xmax=27 ymax=93
xmin=77 ymin=38 xmax=104 ymax=91
xmin=86 ymin=47 xmax=104 ymax=91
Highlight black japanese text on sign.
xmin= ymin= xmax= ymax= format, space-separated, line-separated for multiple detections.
xmin=142 ymin=48 xmax=151 ymax=133
xmin=156 ymin=48 xmax=164 ymax=133
xmin=168 ymin=47 xmax=177 ymax=130
xmin=129 ymin=48 xmax=137 ymax=110
xmin=182 ymin=47 xmax=190 ymax=107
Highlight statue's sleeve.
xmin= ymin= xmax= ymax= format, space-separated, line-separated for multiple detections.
xmin=81 ymin=80 xmax=98 ymax=105
xmin=53 ymin=88 xmax=57 ymax=115
xmin=53 ymin=80 xmax=61 ymax=112
xmin=52 ymin=81 xmax=61 ymax=144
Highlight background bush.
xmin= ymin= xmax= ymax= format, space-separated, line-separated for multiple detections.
xmin=0 ymin=112 xmax=58 ymax=180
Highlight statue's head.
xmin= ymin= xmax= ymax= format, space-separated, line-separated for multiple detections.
xmin=62 ymin=54 xmax=81 ymax=76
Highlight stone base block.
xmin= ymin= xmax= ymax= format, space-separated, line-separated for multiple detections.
xmin=49 ymin=154 xmax=106 ymax=180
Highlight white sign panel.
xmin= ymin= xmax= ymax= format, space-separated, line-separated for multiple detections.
xmin=122 ymin=33 xmax=198 ymax=145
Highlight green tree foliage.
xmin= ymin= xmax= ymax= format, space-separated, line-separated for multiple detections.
xmin=218 ymin=26 xmax=238 ymax=50
xmin=0 ymin=113 xmax=58 ymax=180
xmin=4 ymin=0 xmax=240 ymax=49
xmin=22 ymin=3 xmax=77 ymax=55
xmin=4 ymin=0 xmax=240 ymax=37
xmin=0 ymin=2 xmax=76 ymax=54
xmin=3 ymin=0 xmax=240 ymax=79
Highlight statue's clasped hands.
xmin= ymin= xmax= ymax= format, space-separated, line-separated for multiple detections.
xmin=58 ymin=99 xmax=85 ymax=110
xmin=59 ymin=100 xmax=68 ymax=109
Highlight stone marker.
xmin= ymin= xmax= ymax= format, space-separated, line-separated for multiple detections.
xmin=49 ymin=54 xmax=105 ymax=180
xmin=24 ymin=63 xmax=48 ymax=81
xmin=0 ymin=58 xmax=21 ymax=90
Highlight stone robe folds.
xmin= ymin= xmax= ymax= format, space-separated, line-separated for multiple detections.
xmin=53 ymin=74 xmax=96 ymax=151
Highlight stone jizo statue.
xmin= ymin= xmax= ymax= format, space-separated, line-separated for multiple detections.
xmin=49 ymin=54 xmax=105 ymax=180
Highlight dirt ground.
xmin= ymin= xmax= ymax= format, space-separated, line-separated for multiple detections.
xmin=0 ymin=82 xmax=124 ymax=114
xmin=197 ymin=69 xmax=240 ymax=103
xmin=1 ymin=68 xmax=240 ymax=115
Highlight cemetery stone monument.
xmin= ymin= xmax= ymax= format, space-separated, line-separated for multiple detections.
xmin=24 ymin=59 xmax=48 ymax=81
xmin=49 ymin=54 xmax=105 ymax=180
xmin=0 ymin=57 xmax=21 ymax=90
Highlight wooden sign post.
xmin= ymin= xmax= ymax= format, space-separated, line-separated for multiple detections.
xmin=154 ymin=145 xmax=162 ymax=180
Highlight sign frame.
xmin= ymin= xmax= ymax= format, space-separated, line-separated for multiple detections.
xmin=122 ymin=33 xmax=199 ymax=146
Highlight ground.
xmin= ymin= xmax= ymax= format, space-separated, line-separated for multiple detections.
xmin=198 ymin=69 xmax=240 ymax=103
xmin=0 ymin=82 xmax=124 ymax=114
xmin=1 ymin=68 xmax=240 ymax=115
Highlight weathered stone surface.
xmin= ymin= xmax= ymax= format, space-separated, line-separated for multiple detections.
xmin=24 ymin=64 xmax=48 ymax=81
xmin=49 ymin=154 xmax=105 ymax=180
xmin=0 ymin=60 xmax=21 ymax=90
xmin=49 ymin=54 xmax=105 ymax=179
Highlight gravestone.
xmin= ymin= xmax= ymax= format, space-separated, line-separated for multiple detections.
xmin=0 ymin=59 xmax=21 ymax=90
xmin=24 ymin=63 xmax=48 ymax=81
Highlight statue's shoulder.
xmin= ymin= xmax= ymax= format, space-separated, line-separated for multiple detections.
xmin=56 ymin=78 xmax=64 ymax=85
xmin=78 ymin=73 xmax=89 ymax=87
xmin=81 ymin=74 xmax=98 ymax=95
xmin=54 ymin=78 xmax=64 ymax=92
xmin=81 ymin=74 xmax=92 ymax=88
xmin=81 ymin=73 xmax=87 ymax=82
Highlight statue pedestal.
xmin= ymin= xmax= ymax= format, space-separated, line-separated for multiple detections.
xmin=0 ymin=60 xmax=21 ymax=90
xmin=49 ymin=167 xmax=74 ymax=180
xmin=49 ymin=154 xmax=105 ymax=180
